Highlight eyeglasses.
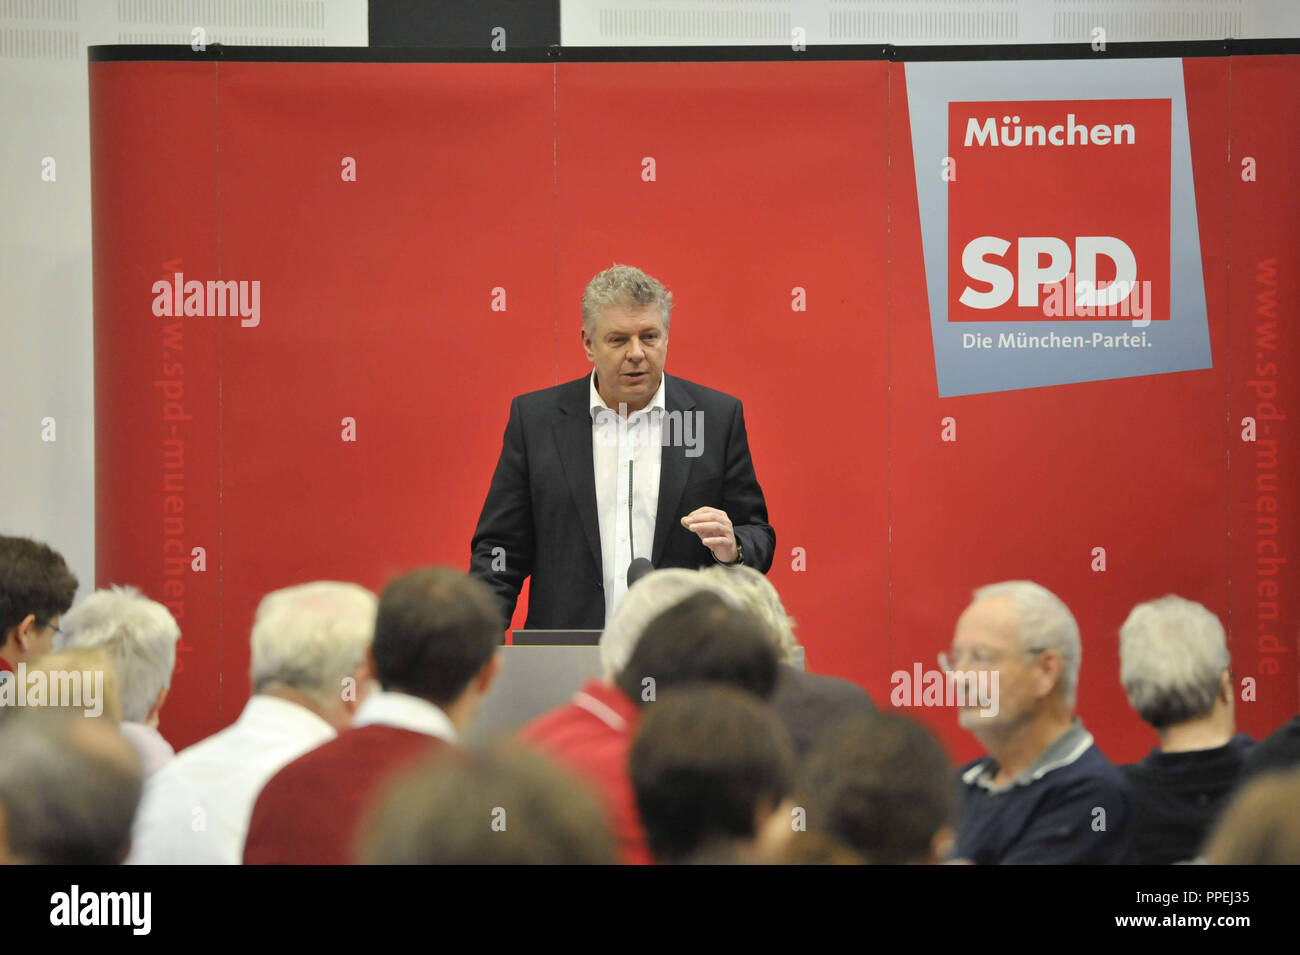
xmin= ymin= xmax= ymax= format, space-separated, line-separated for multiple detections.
xmin=939 ymin=645 xmax=1048 ymax=672
xmin=37 ymin=619 xmax=65 ymax=638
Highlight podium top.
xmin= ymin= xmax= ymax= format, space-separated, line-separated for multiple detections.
xmin=511 ymin=629 xmax=602 ymax=646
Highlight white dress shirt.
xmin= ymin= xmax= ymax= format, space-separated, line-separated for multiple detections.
xmin=119 ymin=721 xmax=176 ymax=779
xmin=351 ymin=689 xmax=457 ymax=743
xmin=127 ymin=695 xmax=336 ymax=865
xmin=591 ymin=370 xmax=665 ymax=626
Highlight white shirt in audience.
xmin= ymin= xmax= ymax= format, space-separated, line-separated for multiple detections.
xmin=127 ymin=694 xmax=335 ymax=865
xmin=118 ymin=721 xmax=175 ymax=779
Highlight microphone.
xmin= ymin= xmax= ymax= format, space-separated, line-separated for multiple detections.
xmin=628 ymin=557 xmax=655 ymax=588
xmin=626 ymin=459 xmax=654 ymax=588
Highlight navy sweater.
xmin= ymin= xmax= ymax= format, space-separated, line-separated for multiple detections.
xmin=957 ymin=740 xmax=1136 ymax=865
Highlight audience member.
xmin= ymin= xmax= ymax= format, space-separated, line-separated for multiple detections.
xmin=630 ymin=685 xmax=794 ymax=864
xmin=1201 ymin=770 xmax=1300 ymax=865
xmin=613 ymin=592 xmax=778 ymax=703
xmin=757 ymin=830 xmax=866 ymax=865
xmin=798 ymin=711 xmax=958 ymax=863
xmin=359 ymin=746 xmax=617 ymax=865
xmin=0 ymin=709 xmax=141 ymax=864
xmin=519 ymin=573 xmax=776 ymax=864
xmin=1118 ymin=595 xmax=1254 ymax=864
xmin=702 ymin=564 xmax=873 ymax=759
xmin=61 ymin=586 xmax=181 ymax=776
xmin=24 ymin=647 xmax=122 ymax=722
xmin=948 ymin=581 xmax=1135 ymax=864
xmin=1238 ymin=713 xmax=1300 ymax=783
xmin=0 ymin=535 xmax=78 ymax=685
xmin=243 ymin=568 xmax=502 ymax=864
xmin=129 ymin=581 xmax=376 ymax=864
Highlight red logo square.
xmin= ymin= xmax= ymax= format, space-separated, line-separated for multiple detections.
xmin=947 ymin=98 xmax=1171 ymax=322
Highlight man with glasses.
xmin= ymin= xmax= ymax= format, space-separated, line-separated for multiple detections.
xmin=0 ymin=536 xmax=79 ymax=690
xmin=943 ymin=580 xmax=1135 ymax=864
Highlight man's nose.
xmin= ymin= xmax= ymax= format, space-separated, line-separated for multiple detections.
xmin=626 ymin=338 xmax=645 ymax=361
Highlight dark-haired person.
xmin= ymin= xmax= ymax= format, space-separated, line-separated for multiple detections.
xmin=0 ymin=535 xmax=79 ymax=683
xmin=243 ymin=568 xmax=502 ymax=865
xmin=519 ymin=573 xmax=777 ymax=864
xmin=797 ymin=711 xmax=958 ymax=864
xmin=701 ymin=564 xmax=874 ymax=760
xmin=359 ymin=746 xmax=618 ymax=865
xmin=630 ymin=685 xmax=794 ymax=864
xmin=1117 ymin=596 xmax=1254 ymax=864
xmin=0 ymin=709 xmax=141 ymax=865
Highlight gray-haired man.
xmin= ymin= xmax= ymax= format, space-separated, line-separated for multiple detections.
xmin=470 ymin=264 xmax=775 ymax=630
xmin=1118 ymin=595 xmax=1254 ymax=864
xmin=947 ymin=580 xmax=1135 ymax=864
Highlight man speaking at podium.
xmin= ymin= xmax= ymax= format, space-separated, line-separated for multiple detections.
xmin=470 ymin=265 xmax=775 ymax=631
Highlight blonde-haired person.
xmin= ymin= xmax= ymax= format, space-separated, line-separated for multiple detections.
xmin=700 ymin=564 xmax=873 ymax=760
xmin=22 ymin=647 xmax=123 ymax=723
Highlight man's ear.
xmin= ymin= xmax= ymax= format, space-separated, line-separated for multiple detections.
xmin=580 ymin=326 xmax=595 ymax=362
xmin=345 ymin=659 xmax=373 ymax=714
xmin=146 ymin=686 xmax=169 ymax=728
xmin=1037 ymin=651 xmax=1065 ymax=702
xmin=11 ymin=614 xmax=37 ymax=653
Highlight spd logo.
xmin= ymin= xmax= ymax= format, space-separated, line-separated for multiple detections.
xmin=947 ymin=98 xmax=1171 ymax=322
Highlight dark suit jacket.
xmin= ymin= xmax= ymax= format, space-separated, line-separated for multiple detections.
xmin=470 ymin=374 xmax=775 ymax=629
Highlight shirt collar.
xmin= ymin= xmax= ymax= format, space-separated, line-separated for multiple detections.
xmin=963 ymin=718 xmax=1094 ymax=793
xmin=241 ymin=694 xmax=337 ymax=738
xmin=570 ymin=679 xmax=639 ymax=732
xmin=589 ymin=370 xmax=667 ymax=420
xmin=353 ymin=689 xmax=458 ymax=743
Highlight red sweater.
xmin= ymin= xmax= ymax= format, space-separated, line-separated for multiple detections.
xmin=518 ymin=680 xmax=649 ymax=865
xmin=243 ymin=724 xmax=449 ymax=865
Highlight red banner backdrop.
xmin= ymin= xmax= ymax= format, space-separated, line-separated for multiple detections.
xmin=91 ymin=54 xmax=1298 ymax=763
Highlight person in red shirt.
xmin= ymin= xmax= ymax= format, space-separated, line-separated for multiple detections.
xmin=520 ymin=571 xmax=777 ymax=864
xmin=243 ymin=567 xmax=503 ymax=865
xmin=0 ymin=535 xmax=79 ymax=678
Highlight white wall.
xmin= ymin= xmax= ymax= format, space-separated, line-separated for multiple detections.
xmin=0 ymin=0 xmax=366 ymax=601
xmin=561 ymin=0 xmax=1300 ymax=46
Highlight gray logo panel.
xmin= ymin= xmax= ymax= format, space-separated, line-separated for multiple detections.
xmin=905 ymin=59 xmax=1212 ymax=397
